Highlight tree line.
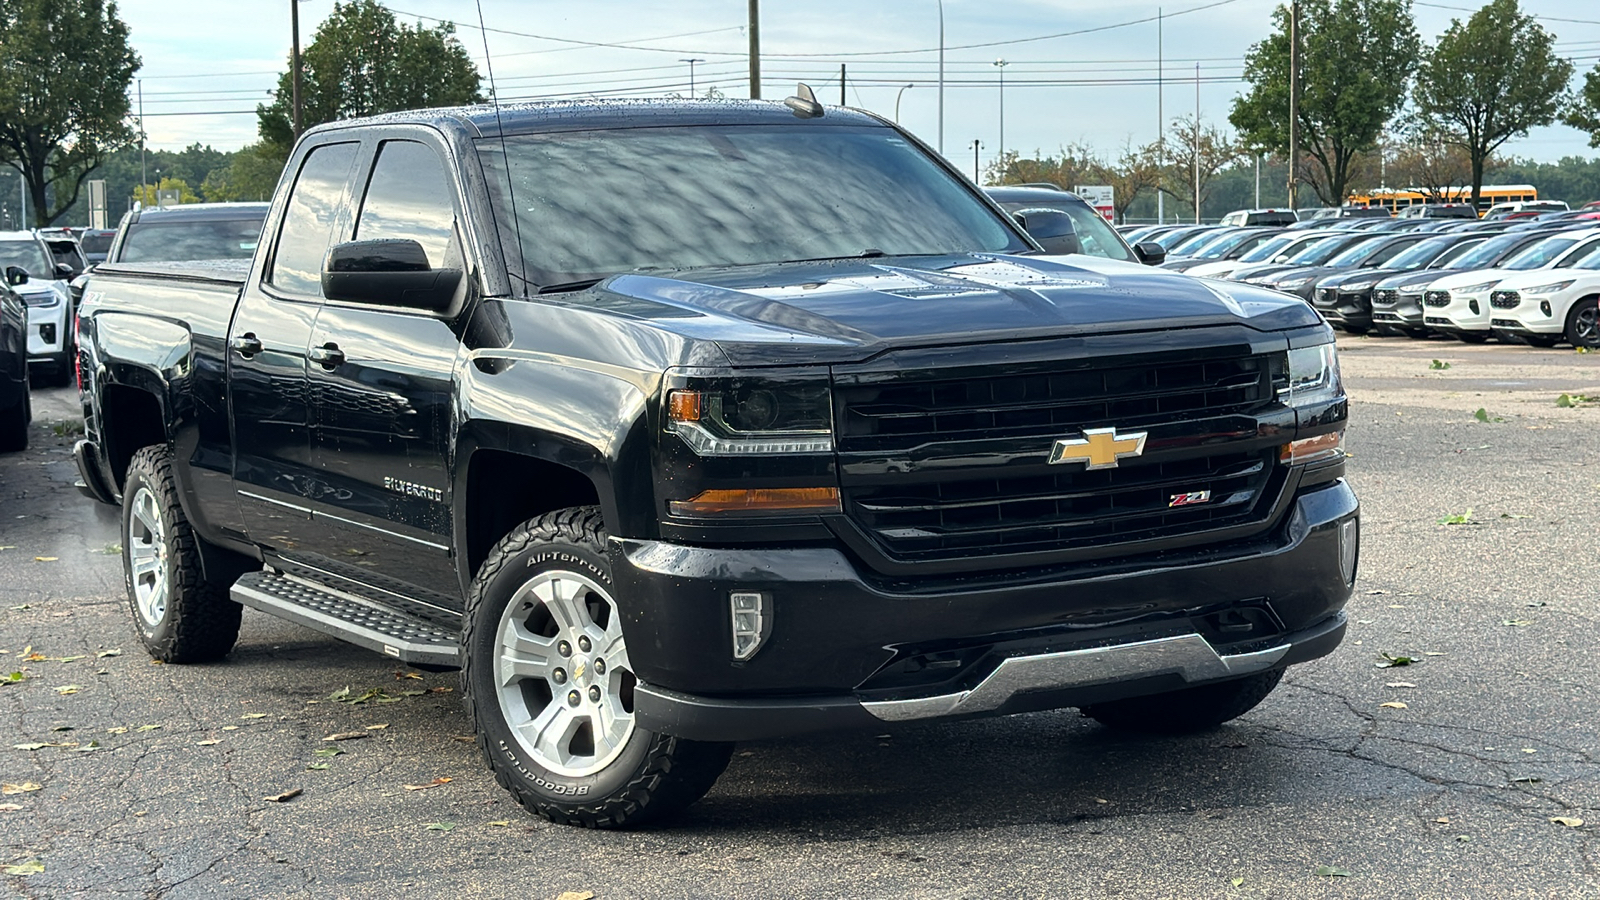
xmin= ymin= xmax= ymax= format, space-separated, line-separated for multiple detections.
xmin=3 ymin=0 xmax=1600 ymax=227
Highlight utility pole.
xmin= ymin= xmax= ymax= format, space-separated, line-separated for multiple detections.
xmin=1255 ymin=153 xmax=1261 ymax=208
xmin=1157 ymin=7 xmax=1164 ymax=225
xmin=894 ymin=83 xmax=914 ymax=123
xmin=680 ymin=58 xmax=704 ymax=97
xmin=748 ymin=0 xmax=761 ymax=99
xmin=291 ymin=0 xmax=303 ymax=139
xmin=17 ymin=172 xmax=24 ymax=230
xmin=1287 ymin=0 xmax=1299 ymax=210
xmin=971 ymin=139 xmax=982 ymax=183
xmin=840 ymin=64 xmax=846 ymax=106
xmin=1194 ymin=62 xmax=1201 ymax=224
xmin=994 ymin=59 xmax=1008 ymax=169
xmin=138 ymin=78 xmax=147 ymax=208
xmin=937 ymin=0 xmax=945 ymax=154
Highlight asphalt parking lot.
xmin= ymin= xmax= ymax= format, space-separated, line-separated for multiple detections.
xmin=1 ymin=334 xmax=1597 ymax=899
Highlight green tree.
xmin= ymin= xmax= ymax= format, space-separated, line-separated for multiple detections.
xmin=1563 ymin=64 xmax=1600 ymax=149
xmin=200 ymin=143 xmax=287 ymax=202
xmin=1412 ymin=0 xmax=1572 ymax=210
xmin=257 ymin=0 xmax=483 ymax=155
xmin=1230 ymin=0 xmax=1419 ymax=208
xmin=0 ymin=0 xmax=139 ymax=226
xmin=1160 ymin=115 xmax=1243 ymax=222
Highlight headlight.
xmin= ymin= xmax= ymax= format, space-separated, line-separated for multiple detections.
xmin=1275 ymin=275 xmax=1315 ymax=290
xmin=1452 ymin=280 xmax=1499 ymax=295
xmin=1523 ymin=280 xmax=1575 ymax=295
xmin=666 ymin=377 xmax=833 ymax=455
xmin=20 ymin=291 xmax=60 ymax=308
xmin=1338 ymin=279 xmax=1377 ymax=293
xmin=1279 ymin=342 xmax=1342 ymax=408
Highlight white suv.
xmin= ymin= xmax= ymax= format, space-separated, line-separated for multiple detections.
xmin=1423 ymin=229 xmax=1600 ymax=342
xmin=0 ymin=231 xmax=74 ymax=386
xmin=1485 ymin=252 xmax=1600 ymax=348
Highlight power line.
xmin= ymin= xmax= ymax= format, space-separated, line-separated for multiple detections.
xmin=1414 ymin=1 xmax=1600 ymax=26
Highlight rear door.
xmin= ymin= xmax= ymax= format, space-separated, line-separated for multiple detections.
xmin=300 ymin=132 xmax=469 ymax=603
xmin=230 ymin=140 xmax=359 ymax=545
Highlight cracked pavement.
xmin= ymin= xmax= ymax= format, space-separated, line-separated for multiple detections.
xmin=0 ymin=334 xmax=1597 ymax=898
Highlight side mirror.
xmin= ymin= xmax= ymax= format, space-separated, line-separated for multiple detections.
xmin=321 ymin=239 xmax=463 ymax=313
xmin=1013 ymin=208 xmax=1081 ymax=255
xmin=54 ymin=262 xmax=75 ymax=280
xmin=4 ymin=266 xmax=27 ymax=287
xmin=1132 ymin=241 xmax=1166 ymax=266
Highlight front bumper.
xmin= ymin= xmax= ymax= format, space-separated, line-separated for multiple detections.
xmin=1315 ymin=289 xmax=1374 ymax=329
xmin=1429 ymin=289 xmax=1493 ymax=335
xmin=1490 ymin=289 xmax=1575 ymax=336
xmin=1372 ymin=290 xmax=1426 ymax=331
xmin=617 ymin=477 xmax=1359 ymax=741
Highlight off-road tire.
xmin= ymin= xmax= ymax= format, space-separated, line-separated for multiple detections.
xmin=1082 ymin=668 xmax=1285 ymax=734
xmin=121 ymin=445 xmax=242 ymax=662
xmin=461 ymin=507 xmax=733 ymax=828
xmin=0 ymin=388 xmax=27 ymax=453
xmin=1565 ymin=297 xmax=1600 ymax=350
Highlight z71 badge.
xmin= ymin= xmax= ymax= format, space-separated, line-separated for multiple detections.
xmin=1168 ymin=490 xmax=1212 ymax=507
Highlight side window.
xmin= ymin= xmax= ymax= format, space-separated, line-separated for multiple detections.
xmin=268 ymin=142 xmax=358 ymax=295
xmin=1556 ymin=240 xmax=1600 ymax=268
xmin=354 ymin=140 xmax=457 ymax=268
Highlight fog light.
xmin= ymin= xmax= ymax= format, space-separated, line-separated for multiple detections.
xmin=1339 ymin=517 xmax=1359 ymax=585
xmin=1540 ymin=300 xmax=1551 ymax=317
xmin=39 ymin=322 xmax=55 ymax=344
xmin=730 ymin=592 xmax=767 ymax=661
xmin=1468 ymin=299 xmax=1479 ymax=315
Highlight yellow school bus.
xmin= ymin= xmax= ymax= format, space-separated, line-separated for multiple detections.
xmin=1348 ymin=185 xmax=1538 ymax=216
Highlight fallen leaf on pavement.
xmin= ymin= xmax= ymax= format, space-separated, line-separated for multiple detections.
xmin=54 ymin=685 xmax=79 ymax=695
xmin=323 ymin=731 xmax=368 ymax=742
xmin=136 ymin=724 xmax=161 ymax=732
xmin=487 ymin=820 xmax=511 ymax=827
xmin=241 ymin=713 xmax=268 ymax=720
xmin=196 ymin=739 xmax=220 ymax=746
xmin=1 ymin=783 xmax=41 ymax=794
xmin=1375 ymin=654 xmax=1414 ymax=668
xmin=307 ymin=763 xmax=330 ymax=771
xmin=1386 ymin=682 xmax=1417 ymax=688
xmin=12 ymin=743 xmax=47 ymax=751
xmin=1379 ymin=701 xmax=1408 ymax=709
xmin=1551 ymin=817 xmax=1584 ymax=828
xmin=67 ymin=741 xmax=102 ymax=753
xmin=0 ymin=803 xmax=21 ymax=811
xmin=1313 ymin=865 xmax=1352 ymax=877
xmin=33 ymin=557 xmax=57 ymax=562
xmin=425 ymin=822 xmax=456 ymax=832
xmin=95 ymin=649 xmax=121 ymax=658
xmin=366 ymin=724 xmax=388 ymax=730
xmin=1502 ymin=620 xmax=1533 ymax=627
xmin=556 ymin=891 xmax=595 ymax=900
xmin=313 ymin=747 xmax=344 ymax=758
xmin=2 ymin=859 xmax=43 ymax=875
xmin=404 ymin=777 xmax=452 ymax=791
xmin=264 ymin=788 xmax=302 ymax=803
xmin=1230 ymin=877 xmax=1244 ymax=887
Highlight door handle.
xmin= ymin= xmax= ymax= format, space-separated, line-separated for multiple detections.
xmin=230 ymin=333 xmax=262 ymax=356
xmin=308 ymin=343 xmax=345 ymax=368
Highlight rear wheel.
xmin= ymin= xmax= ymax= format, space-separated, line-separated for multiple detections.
xmin=1565 ymin=297 xmax=1600 ymax=350
xmin=462 ymin=507 xmax=733 ymax=828
xmin=122 ymin=446 xmax=242 ymax=662
xmin=1082 ymin=668 xmax=1285 ymax=734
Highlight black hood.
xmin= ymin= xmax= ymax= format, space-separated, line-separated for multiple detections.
xmin=572 ymin=253 xmax=1323 ymax=365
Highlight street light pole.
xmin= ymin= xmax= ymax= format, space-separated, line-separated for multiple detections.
xmin=894 ymin=83 xmax=914 ymax=123
xmin=680 ymin=58 xmax=704 ymax=97
xmin=1287 ymin=0 xmax=1299 ymax=210
xmin=291 ymin=0 xmax=303 ymax=139
xmin=971 ymin=139 xmax=982 ymax=183
xmin=748 ymin=0 xmax=761 ymax=99
xmin=1157 ymin=7 xmax=1164 ymax=225
xmin=994 ymin=59 xmax=1008 ymax=169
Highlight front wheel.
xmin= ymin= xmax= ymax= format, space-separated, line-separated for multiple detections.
xmin=1082 ymin=668 xmax=1285 ymax=734
xmin=461 ymin=507 xmax=732 ymax=828
xmin=121 ymin=445 xmax=242 ymax=662
xmin=1566 ymin=297 xmax=1600 ymax=350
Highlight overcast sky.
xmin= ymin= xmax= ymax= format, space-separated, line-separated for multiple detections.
xmin=123 ymin=0 xmax=1600 ymax=170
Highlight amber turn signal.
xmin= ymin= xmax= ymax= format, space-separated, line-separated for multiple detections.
xmin=669 ymin=487 xmax=841 ymax=516
xmin=667 ymin=390 xmax=704 ymax=423
xmin=1280 ymin=432 xmax=1344 ymax=465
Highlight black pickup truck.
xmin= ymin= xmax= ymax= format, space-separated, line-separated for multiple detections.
xmin=74 ymin=97 xmax=1357 ymax=828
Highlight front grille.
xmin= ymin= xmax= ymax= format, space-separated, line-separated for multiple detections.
xmin=835 ymin=352 xmax=1282 ymax=564
xmin=1424 ymin=290 xmax=1451 ymax=307
xmin=1373 ymin=289 xmax=1398 ymax=307
xmin=1491 ymin=318 xmax=1521 ymax=328
xmin=837 ymin=356 xmax=1271 ymax=451
xmin=844 ymin=449 xmax=1279 ymax=562
xmin=1425 ymin=316 xmax=1451 ymax=325
xmin=1373 ymin=312 xmax=1399 ymax=322
xmin=1490 ymin=290 xmax=1521 ymax=309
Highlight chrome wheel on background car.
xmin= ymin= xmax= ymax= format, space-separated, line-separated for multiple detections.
xmin=494 ymin=570 xmax=637 ymax=778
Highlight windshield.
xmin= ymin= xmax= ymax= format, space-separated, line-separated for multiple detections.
xmin=118 ymin=217 xmax=266 ymax=263
xmin=1448 ymin=233 xmax=1528 ymax=269
xmin=1170 ymin=228 xmax=1231 ymax=256
xmin=480 ymin=124 xmax=1024 ymax=289
xmin=1429 ymin=238 xmax=1485 ymax=268
xmin=1504 ymin=237 xmax=1579 ymax=270
xmin=1326 ymin=237 xmax=1396 ymax=267
xmin=0 ymin=239 xmax=52 ymax=276
xmin=1152 ymin=227 xmax=1208 ymax=250
xmin=1385 ymin=237 xmax=1455 ymax=269
xmin=1237 ymin=234 xmax=1298 ymax=263
xmin=80 ymin=232 xmax=114 ymax=254
xmin=1288 ymin=235 xmax=1366 ymax=265
xmin=1197 ymin=230 xmax=1264 ymax=259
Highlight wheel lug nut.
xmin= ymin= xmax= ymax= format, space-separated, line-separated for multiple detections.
xmin=578 ymin=636 xmax=592 ymax=652
xmin=588 ymin=686 xmax=601 ymax=702
xmin=557 ymin=641 xmax=571 ymax=657
xmin=552 ymin=668 xmax=566 ymax=684
xmin=567 ymin=690 xmax=581 ymax=707
xmin=593 ymin=659 xmax=605 ymax=675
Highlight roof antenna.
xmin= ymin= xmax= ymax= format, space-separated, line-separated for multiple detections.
xmin=784 ymin=83 xmax=825 ymax=119
xmin=473 ymin=0 xmax=529 ymax=295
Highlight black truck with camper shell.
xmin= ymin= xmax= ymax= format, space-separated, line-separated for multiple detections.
xmin=73 ymin=97 xmax=1358 ymax=828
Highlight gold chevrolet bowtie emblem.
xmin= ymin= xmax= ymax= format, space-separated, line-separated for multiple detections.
xmin=1048 ymin=427 xmax=1148 ymax=470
